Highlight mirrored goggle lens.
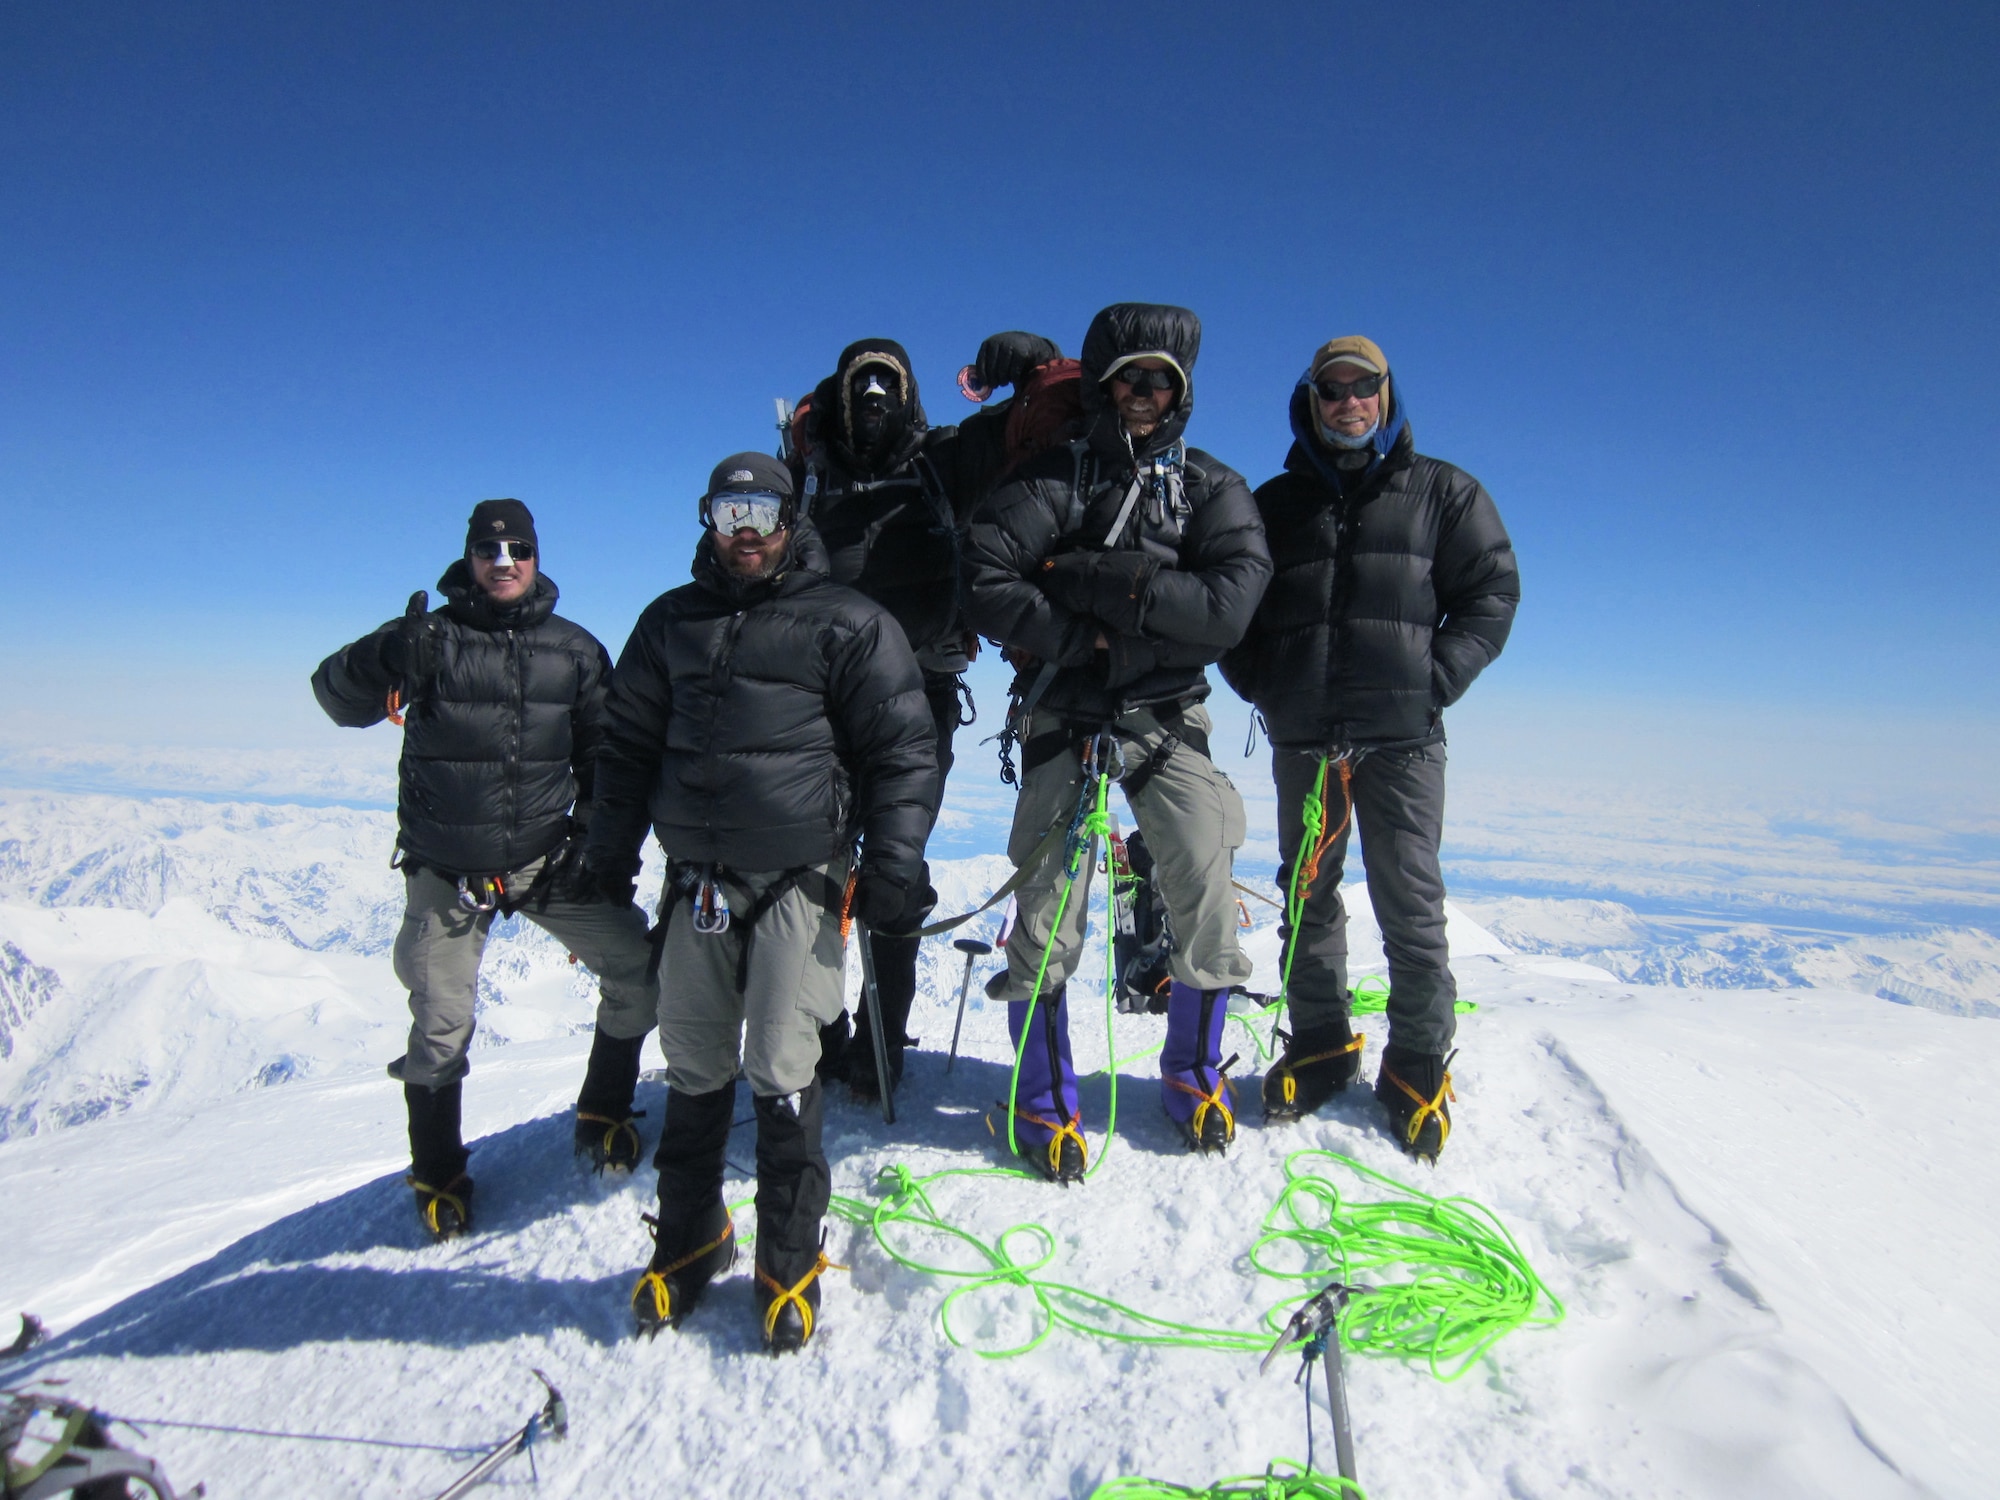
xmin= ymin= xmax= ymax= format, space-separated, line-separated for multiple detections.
xmin=471 ymin=539 xmax=535 ymax=563
xmin=709 ymin=493 xmax=786 ymax=536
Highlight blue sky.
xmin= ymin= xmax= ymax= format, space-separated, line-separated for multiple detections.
xmin=2 ymin=1 xmax=1996 ymax=782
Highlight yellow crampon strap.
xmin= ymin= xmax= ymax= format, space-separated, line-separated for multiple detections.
xmin=408 ymin=1174 xmax=469 ymax=1236
xmin=986 ymin=1103 xmax=1089 ymax=1177
xmin=756 ymin=1249 xmax=844 ymax=1345
xmin=1277 ymin=1034 xmax=1367 ymax=1106
xmin=1167 ymin=1072 xmax=1237 ymax=1143
xmin=631 ymin=1217 xmax=736 ymax=1324
xmin=577 ymin=1110 xmax=640 ymax=1159
xmin=1383 ymin=1062 xmax=1456 ymax=1151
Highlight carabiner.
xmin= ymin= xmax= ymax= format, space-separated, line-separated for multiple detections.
xmin=691 ymin=865 xmax=731 ymax=935
xmin=457 ymin=875 xmax=504 ymax=913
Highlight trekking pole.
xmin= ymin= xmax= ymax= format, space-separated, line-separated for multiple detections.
xmin=431 ymin=1370 xmax=567 ymax=1500
xmin=945 ymin=937 xmax=992 ymax=1074
xmin=854 ymin=924 xmax=897 ymax=1124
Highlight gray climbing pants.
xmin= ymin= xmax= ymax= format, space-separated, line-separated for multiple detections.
xmin=393 ymin=854 xmax=660 ymax=1089
xmin=656 ymin=859 xmax=851 ymax=1098
xmin=1274 ymin=742 xmax=1457 ymax=1056
xmin=988 ymin=703 xmax=1252 ymax=1002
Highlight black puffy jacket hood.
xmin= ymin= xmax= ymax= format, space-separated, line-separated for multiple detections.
xmin=1079 ymin=303 xmax=1201 ymax=460
xmin=809 ymin=337 xmax=930 ymax=479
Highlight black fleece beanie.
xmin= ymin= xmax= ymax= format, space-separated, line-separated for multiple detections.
xmin=465 ymin=498 xmax=538 ymax=552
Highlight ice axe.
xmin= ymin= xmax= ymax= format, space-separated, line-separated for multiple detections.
xmin=945 ymin=937 xmax=993 ymax=1074
xmin=854 ymin=923 xmax=897 ymax=1124
xmin=1261 ymin=1282 xmax=1368 ymax=1487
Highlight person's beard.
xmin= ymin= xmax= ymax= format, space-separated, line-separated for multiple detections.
xmin=727 ymin=534 xmax=789 ymax=580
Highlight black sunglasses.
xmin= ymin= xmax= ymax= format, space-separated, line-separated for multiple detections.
xmin=470 ymin=539 xmax=535 ymax=563
xmin=1110 ymin=365 xmax=1179 ymax=395
xmin=1313 ymin=373 xmax=1386 ymax=403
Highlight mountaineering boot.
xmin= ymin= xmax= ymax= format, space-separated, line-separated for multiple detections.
xmin=409 ymin=1173 xmax=475 ymax=1241
xmin=847 ymin=928 xmax=919 ymax=1102
xmin=574 ymin=1028 xmax=648 ymax=1173
xmin=631 ymin=1080 xmax=737 ymax=1332
xmin=753 ymin=1082 xmax=835 ymax=1353
xmin=1160 ymin=981 xmax=1237 ymax=1153
xmin=815 ymin=1011 xmax=852 ymax=1086
xmin=1376 ymin=1046 xmax=1457 ymax=1162
xmin=1262 ymin=1018 xmax=1366 ymax=1123
xmin=1001 ymin=986 xmax=1085 ymax=1183
xmin=405 ymin=1080 xmax=474 ymax=1240
xmin=632 ymin=1202 xmax=736 ymax=1335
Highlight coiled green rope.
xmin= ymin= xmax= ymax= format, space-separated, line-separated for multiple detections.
xmin=1091 ymin=1464 xmax=1362 ymax=1499
xmin=826 ymin=1146 xmax=1562 ymax=1370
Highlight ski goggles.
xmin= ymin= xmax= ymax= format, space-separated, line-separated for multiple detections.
xmin=1107 ymin=365 xmax=1180 ymax=396
xmin=707 ymin=491 xmax=788 ymax=536
xmin=1312 ymin=372 xmax=1386 ymax=403
xmin=470 ymin=539 xmax=535 ymax=563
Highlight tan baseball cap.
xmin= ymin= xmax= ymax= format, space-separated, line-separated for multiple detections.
xmin=1308 ymin=335 xmax=1389 ymax=379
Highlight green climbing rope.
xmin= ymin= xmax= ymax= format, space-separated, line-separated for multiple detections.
xmin=1090 ymin=1465 xmax=1364 ymax=1499
xmin=824 ymin=1146 xmax=1562 ymax=1371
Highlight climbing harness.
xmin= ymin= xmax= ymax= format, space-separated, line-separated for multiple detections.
xmin=1 ymin=1374 xmax=566 ymax=1500
xmin=3 ymin=1390 xmax=190 ymax=1500
xmin=691 ymin=865 xmax=731 ymax=935
xmin=454 ymin=874 xmax=506 ymax=914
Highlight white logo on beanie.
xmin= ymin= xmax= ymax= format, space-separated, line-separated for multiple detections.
xmin=726 ymin=470 xmax=755 ymax=484
xmin=490 ymin=519 xmax=506 ymax=531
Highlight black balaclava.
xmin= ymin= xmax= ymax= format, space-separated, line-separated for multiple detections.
xmin=830 ymin=338 xmax=924 ymax=470
xmin=848 ymin=361 xmax=905 ymax=455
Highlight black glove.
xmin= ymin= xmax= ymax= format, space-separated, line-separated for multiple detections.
xmin=379 ymin=591 xmax=446 ymax=691
xmin=593 ymin=864 xmax=639 ymax=908
xmin=1038 ymin=550 xmax=1158 ymax=634
xmin=973 ymin=331 xmax=1062 ymax=393
xmin=851 ymin=867 xmax=910 ymax=929
xmin=564 ymin=847 xmax=639 ymax=907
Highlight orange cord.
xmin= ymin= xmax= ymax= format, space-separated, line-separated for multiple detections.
xmin=1293 ymin=756 xmax=1354 ymax=898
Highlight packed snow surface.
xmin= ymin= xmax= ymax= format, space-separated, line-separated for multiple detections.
xmin=3 ymin=792 xmax=1997 ymax=1498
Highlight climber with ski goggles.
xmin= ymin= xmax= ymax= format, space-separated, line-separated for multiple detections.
xmin=706 ymin=491 xmax=788 ymax=537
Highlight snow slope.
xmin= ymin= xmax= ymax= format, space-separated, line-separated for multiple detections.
xmin=6 ymin=896 xmax=1996 ymax=1500
xmin=3 ymin=789 xmax=1996 ymax=1498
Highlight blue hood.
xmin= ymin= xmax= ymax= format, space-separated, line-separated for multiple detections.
xmin=1287 ymin=372 xmax=1409 ymax=494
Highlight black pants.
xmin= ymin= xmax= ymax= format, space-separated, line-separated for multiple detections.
xmin=848 ymin=671 xmax=962 ymax=1064
xmin=1274 ymin=742 xmax=1456 ymax=1056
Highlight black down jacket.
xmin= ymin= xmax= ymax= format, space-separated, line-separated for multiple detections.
xmin=1219 ymin=379 xmax=1519 ymax=749
xmin=585 ymin=526 xmax=938 ymax=880
xmin=789 ymin=338 xmax=1009 ymax=658
xmin=311 ymin=566 xmax=612 ymax=877
xmin=963 ymin=304 xmax=1271 ymax=723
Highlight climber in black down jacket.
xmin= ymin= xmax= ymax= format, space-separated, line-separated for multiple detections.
xmin=311 ymin=498 xmax=661 ymax=1240
xmin=583 ymin=453 xmax=937 ymax=1353
xmin=1220 ymin=335 xmax=1518 ymax=1162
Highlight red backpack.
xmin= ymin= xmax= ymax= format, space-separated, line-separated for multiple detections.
xmin=1000 ymin=358 xmax=1086 ymax=479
